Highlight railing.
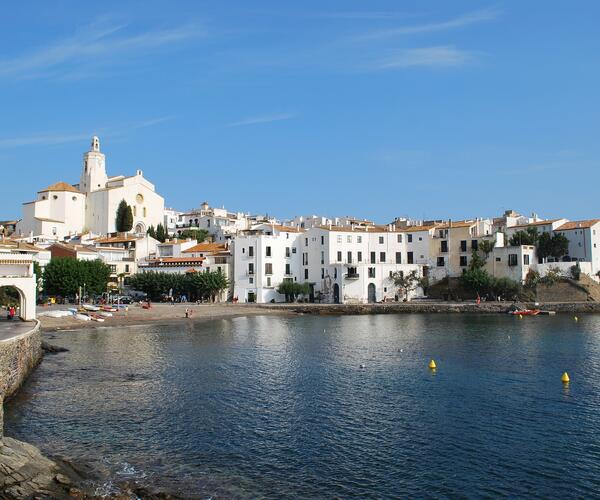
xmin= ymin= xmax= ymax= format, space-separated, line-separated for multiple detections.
xmin=0 ymin=253 xmax=33 ymax=263
xmin=345 ymin=273 xmax=360 ymax=280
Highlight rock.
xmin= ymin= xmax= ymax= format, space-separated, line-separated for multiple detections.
xmin=54 ymin=473 xmax=71 ymax=485
xmin=41 ymin=341 xmax=69 ymax=354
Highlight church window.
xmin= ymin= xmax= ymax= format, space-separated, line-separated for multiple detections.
xmin=53 ymin=195 xmax=58 ymax=200
xmin=133 ymin=206 xmax=137 ymax=216
xmin=136 ymin=194 xmax=144 ymax=204
xmin=143 ymin=207 xmax=147 ymax=217
xmin=72 ymin=196 xmax=77 ymax=201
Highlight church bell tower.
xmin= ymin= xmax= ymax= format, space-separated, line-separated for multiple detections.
xmin=80 ymin=136 xmax=107 ymax=193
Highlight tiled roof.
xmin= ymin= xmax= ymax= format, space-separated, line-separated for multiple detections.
xmin=183 ymin=243 xmax=228 ymax=254
xmin=50 ymin=242 xmax=98 ymax=253
xmin=94 ymin=235 xmax=140 ymax=244
xmin=38 ymin=182 xmax=81 ymax=194
xmin=272 ymin=224 xmax=306 ymax=233
xmin=146 ymin=257 xmax=205 ymax=265
xmin=556 ymin=219 xmax=600 ymax=231
xmin=510 ymin=219 xmax=562 ymax=229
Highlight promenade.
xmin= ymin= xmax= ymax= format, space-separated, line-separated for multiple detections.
xmin=0 ymin=320 xmax=34 ymax=342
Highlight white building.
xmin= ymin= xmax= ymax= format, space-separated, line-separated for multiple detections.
xmin=233 ymin=224 xmax=304 ymax=303
xmin=554 ymin=219 xmax=600 ymax=277
xmin=16 ymin=136 xmax=165 ymax=240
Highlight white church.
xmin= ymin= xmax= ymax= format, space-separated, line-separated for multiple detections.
xmin=16 ymin=136 xmax=165 ymax=240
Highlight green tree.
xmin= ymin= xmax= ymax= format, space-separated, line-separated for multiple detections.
xmin=509 ymin=227 xmax=539 ymax=246
xmin=479 ymin=239 xmax=495 ymax=259
xmin=390 ymin=269 xmax=420 ymax=301
xmin=550 ymin=233 xmax=569 ymax=260
xmin=33 ymin=261 xmax=44 ymax=294
xmin=179 ymin=229 xmax=208 ymax=242
xmin=147 ymin=225 xmax=156 ymax=239
xmin=116 ymin=199 xmax=134 ymax=233
xmin=43 ymin=258 xmax=111 ymax=298
xmin=460 ymin=267 xmax=493 ymax=295
xmin=155 ymin=223 xmax=167 ymax=243
xmin=277 ymin=280 xmax=310 ymax=302
xmin=469 ymin=249 xmax=486 ymax=270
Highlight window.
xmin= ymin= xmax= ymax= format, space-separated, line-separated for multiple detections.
xmin=395 ymin=252 xmax=402 ymax=264
xmin=407 ymin=252 xmax=414 ymax=264
xmin=337 ymin=235 xmax=342 ymax=243
xmin=265 ymin=263 xmax=273 ymax=275
xmin=337 ymin=251 xmax=342 ymax=262
xmin=249 ymin=277 xmax=254 ymax=284
xmin=370 ymin=252 xmax=376 ymax=264
xmin=53 ymin=195 xmax=58 ymax=200
xmin=125 ymin=264 xmax=130 ymax=273
xmin=408 ymin=234 xmax=413 ymax=243
xmin=285 ymin=247 xmax=290 ymax=258
xmin=321 ymin=235 xmax=325 ymax=245
xmin=524 ymin=254 xmax=530 ymax=265
xmin=321 ymin=268 xmax=325 ymax=279
xmin=441 ymin=240 xmax=448 ymax=253
xmin=305 ymin=238 xmax=308 ymax=247
xmin=321 ymin=251 xmax=325 ymax=265
xmin=368 ymin=267 xmax=376 ymax=278
xmin=285 ymin=263 xmax=291 ymax=275
xmin=110 ymin=265 xmax=117 ymax=273
xmin=264 ymin=276 xmax=270 ymax=287
xmin=379 ymin=236 xmax=384 ymax=244
xmin=397 ymin=234 xmax=402 ymax=243
xmin=460 ymin=240 xmax=467 ymax=252
xmin=357 ymin=251 xmax=362 ymax=262
xmin=471 ymin=240 xmax=479 ymax=251
xmin=496 ymin=257 xmax=501 ymax=262
xmin=347 ymin=235 xmax=352 ymax=243
xmin=133 ymin=206 xmax=137 ymax=216
xmin=266 ymin=246 xmax=271 ymax=257
xmin=292 ymin=247 xmax=297 ymax=254
xmin=305 ymin=269 xmax=309 ymax=279
xmin=248 ymin=263 xmax=254 ymax=275
xmin=380 ymin=252 xmax=386 ymax=263
xmin=248 ymin=246 xmax=254 ymax=257
xmin=508 ymin=254 xmax=518 ymax=266
xmin=143 ymin=207 xmax=147 ymax=217
xmin=334 ymin=268 xmax=337 ymax=279
xmin=460 ymin=256 xmax=468 ymax=267
xmin=357 ymin=236 xmax=362 ymax=243
xmin=437 ymin=257 xmax=445 ymax=267
xmin=347 ymin=251 xmax=352 ymax=263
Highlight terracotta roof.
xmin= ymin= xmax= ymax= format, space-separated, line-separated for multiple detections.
xmin=94 ymin=235 xmax=140 ymax=244
xmin=272 ymin=224 xmax=306 ymax=233
xmin=38 ymin=182 xmax=81 ymax=194
xmin=35 ymin=217 xmax=64 ymax=223
xmin=146 ymin=257 xmax=205 ymax=265
xmin=435 ymin=220 xmax=477 ymax=229
xmin=50 ymin=242 xmax=98 ymax=253
xmin=556 ymin=219 xmax=600 ymax=231
xmin=510 ymin=219 xmax=562 ymax=229
xmin=183 ymin=243 xmax=228 ymax=254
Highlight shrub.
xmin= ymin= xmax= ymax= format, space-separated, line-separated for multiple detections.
xmin=570 ymin=262 xmax=581 ymax=281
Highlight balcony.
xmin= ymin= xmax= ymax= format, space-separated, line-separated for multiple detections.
xmin=345 ymin=273 xmax=360 ymax=280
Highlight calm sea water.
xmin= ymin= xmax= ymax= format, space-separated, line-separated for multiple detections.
xmin=5 ymin=314 xmax=600 ymax=498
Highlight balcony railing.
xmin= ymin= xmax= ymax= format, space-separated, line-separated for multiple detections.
xmin=345 ymin=273 xmax=360 ymax=280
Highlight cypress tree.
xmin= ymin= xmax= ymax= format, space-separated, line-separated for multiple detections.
xmin=156 ymin=223 xmax=166 ymax=242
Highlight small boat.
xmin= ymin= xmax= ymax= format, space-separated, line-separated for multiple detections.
xmin=74 ymin=313 xmax=91 ymax=321
xmin=98 ymin=311 xmax=113 ymax=318
xmin=102 ymin=306 xmax=118 ymax=312
xmin=509 ymin=309 xmax=541 ymax=316
xmin=89 ymin=314 xmax=105 ymax=322
xmin=83 ymin=304 xmax=100 ymax=312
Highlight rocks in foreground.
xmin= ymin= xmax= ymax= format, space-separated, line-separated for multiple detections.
xmin=0 ymin=437 xmax=76 ymax=499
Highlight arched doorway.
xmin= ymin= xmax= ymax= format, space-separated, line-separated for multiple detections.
xmin=0 ymin=285 xmax=26 ymax=321
xmin=333 ymin=283 xmax=340 ymax=304
xmin=134 ymin=222 xmax=146 ymax=235
xmin=368 ymin=283 xmax=376 ymax=303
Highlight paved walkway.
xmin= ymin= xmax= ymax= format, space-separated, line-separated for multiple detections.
xmin=0 ymin=320 xmax=35 ymax=342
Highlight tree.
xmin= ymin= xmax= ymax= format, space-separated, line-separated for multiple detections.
xmin=116 ymin=199 xmax=133 ymax=233
xmin=550 ymin=233 xmax=569 ymax=260
xmin=460 ymin=268 xmax=493 ymax=295
xmin=469 ymin=249 xmax=486 ymax=270
xmin=127 ymin=270 xmax=230 ymax=302
xmin=509 ymin=227 xmax=539 ymax=246
xmin=147 ymin=225 xmax=156 ymax=239
xmin=479 ymin=239 xmax=495 ymax=259
xmin=155 ymin=223 xmax=167 ymax=243
xmin=179 ymin=229 xmax=208 ymax=242
xmin=43 ymin=258 xmax=111 ymax=298
xmin=33 ymin=261 xmax=44 ymax=294
xmin=277 ymin=280 xmax=310 ymax=302
xmin=571 ymin=261 xmax=581 ymax=281
xmin=390 ymin=269 xmax=419 ymax=301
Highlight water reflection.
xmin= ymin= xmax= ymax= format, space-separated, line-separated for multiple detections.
xmin=5 ymin=314 xmax=600 ymax=497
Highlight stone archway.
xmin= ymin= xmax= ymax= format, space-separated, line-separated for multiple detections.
xmin=134 ymin=222 xmax=146 ymax=235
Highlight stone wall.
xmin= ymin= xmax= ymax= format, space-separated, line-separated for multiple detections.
xmin=0 ymin=321 xmax=42 ymax=438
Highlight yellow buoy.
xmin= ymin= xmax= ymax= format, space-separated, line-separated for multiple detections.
xmin=574 ymin=316 xmax=579 ymax=322
xmin=429 ymin=359 xmax=437 ymax=370
xmin=562 ymin=372 xmax=570 ymax=384
xmin=519 ymin=314 xmax=523 ymax=319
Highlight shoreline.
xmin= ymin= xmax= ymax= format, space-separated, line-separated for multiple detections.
xmin=37 ymin=300 xmax=600 ymax=332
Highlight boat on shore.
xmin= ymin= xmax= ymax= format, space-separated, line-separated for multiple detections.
xmin=509 ymin=309 xmax=541 ymax=316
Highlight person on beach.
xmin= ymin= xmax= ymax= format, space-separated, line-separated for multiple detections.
xmin=185 ymin=308 xmax=189 ymax=318
xmin=8 ymin=305 xmax=15 ymax=320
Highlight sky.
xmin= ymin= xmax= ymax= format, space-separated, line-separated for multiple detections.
xmin=1 ymin=1 xmax=599 ymax=223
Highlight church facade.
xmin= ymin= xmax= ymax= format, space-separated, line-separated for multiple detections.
xmin=16 ymin=137 xmax=165 ymax=240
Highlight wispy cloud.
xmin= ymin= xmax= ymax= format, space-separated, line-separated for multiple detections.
xmin=0 ymin=21 xmax=204 ymax=80
xmin=227 ymin=112 xmax=296 ymax=127
xmin=0 ymin=116 xmax=172 ymax=150
xmin=377 ymin=46 xmax=474 ymax=69
xmin=354 ymin=7 xmax=499 ymax=41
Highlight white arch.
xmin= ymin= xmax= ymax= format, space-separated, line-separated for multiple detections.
xmin=0 ymin=278 xmax=36 ymax=321
xmin=134 ymin=221 xmax=147 ymax=235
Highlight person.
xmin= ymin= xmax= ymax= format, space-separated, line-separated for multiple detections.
xmin=185 ymin=308 xmax=189 ymax=318
xmin=8 ymin=305 xmax=15 ymax=320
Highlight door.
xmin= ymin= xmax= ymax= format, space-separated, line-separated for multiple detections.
xmin=368 ymin=283 xmax=376 ymax=303
xmin=247 ymin=292 xmax=256 ymax=303
xmin=333 ymin=283 xmax=340 ymax=304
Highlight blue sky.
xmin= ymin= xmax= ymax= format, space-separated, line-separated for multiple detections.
xmin=1 ymin=1 xmax=599 ymax=222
